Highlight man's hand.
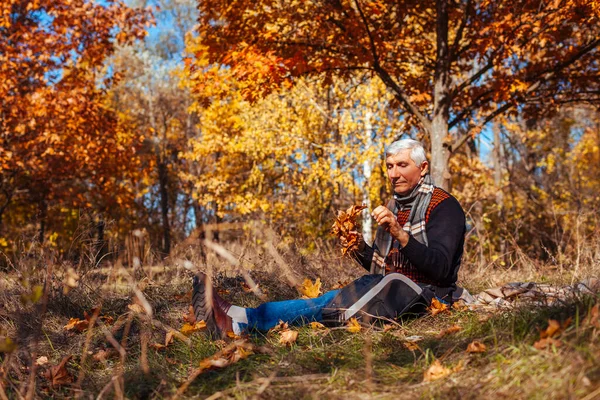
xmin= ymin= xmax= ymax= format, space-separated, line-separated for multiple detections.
xmin=371 ymin=205 xmax=409 ymax=247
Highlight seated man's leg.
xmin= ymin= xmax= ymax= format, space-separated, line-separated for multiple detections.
xmin=323 ymin=273 xmax=425 ymax=324
xmin=245 ymin=289 xmax=340 ymax=332
xmin=192 ymin=273 xmax=340 ymax=337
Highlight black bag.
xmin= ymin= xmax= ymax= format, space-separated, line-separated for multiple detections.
xmin=321 ymin=273 xmax=432 ymax=325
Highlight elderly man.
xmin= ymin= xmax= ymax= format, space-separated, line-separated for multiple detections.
xmin=193 ymin=138 xmax=466 ymax=337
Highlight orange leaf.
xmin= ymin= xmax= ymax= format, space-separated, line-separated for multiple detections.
xmin=466 ymin=340 xmax=487 ymax=353
xmin=423 ymin=359 xmax=452 ymax=382
xmin=428 ymin=298 xmax=448 ymax=316
xmin=540 ymin=319 xmax=561 ymax=338
xmin=64 ymin=318 xmax=89 ymax=333
xmin=181 ymin=320 xmax=207 ymax=335
xmin=534 ymin=337 xmax=562 ymax=350
xmin=43 ymin=355 xmax=72 ymax=387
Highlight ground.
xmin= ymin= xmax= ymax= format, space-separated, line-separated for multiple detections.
xmin=0 ymin=239 xmax=598 ymax=399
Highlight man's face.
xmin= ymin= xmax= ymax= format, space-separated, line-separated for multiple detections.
xmin=386 ymin=149 xmax=429 ymax=196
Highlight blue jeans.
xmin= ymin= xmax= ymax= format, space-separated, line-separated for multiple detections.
xmin=243 ymin=289 xmax=340 ymax=332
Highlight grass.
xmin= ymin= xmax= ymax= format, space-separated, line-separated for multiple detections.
xmin=0 ymin=234 xmax=599 ymax=399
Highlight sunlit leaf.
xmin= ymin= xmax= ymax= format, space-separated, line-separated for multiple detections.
xmin=346 ymin=317 xmax=361 ymax=333
xmin=279 ymin=329 xmax=299 ymax=345
xmin=299 ymin=278 xmax=321 ymax=298
xmin=466 ymin=340 xmax=487 ymax=353
xmin=423 ymin=359 xmax=452 ymax=382
xmin=181 ymin=321 xmax=207 ymax=335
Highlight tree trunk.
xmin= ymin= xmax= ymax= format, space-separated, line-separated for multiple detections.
xmin=431 ymin=0 xmax=452 ymax=191
xmin=38 ymin=196 xmax=47 ymax=244
xmin=362 ymin=108 xmax=374 ymax=245
xmin=158 ymin=159 xmax=171 ymax=256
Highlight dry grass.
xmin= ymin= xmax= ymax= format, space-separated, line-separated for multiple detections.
xmin=0 ymin=225 xmax=599 ymax=399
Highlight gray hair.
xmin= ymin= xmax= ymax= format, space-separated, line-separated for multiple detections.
xmin=385 ymin=139 xmax=427 ymax=166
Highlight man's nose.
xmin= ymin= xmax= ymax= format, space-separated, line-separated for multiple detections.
xmin=388 ymin=166 xmax=401 ymax=178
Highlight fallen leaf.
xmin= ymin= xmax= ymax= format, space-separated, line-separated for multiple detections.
xmin=181 ymin=321 xmax=207 ymax=335
xmin=436 ymin=325 xmax=462 ymax=338
xmin=196 ymin=340 xmax=254 ymax=374
xmin=44 ymin=355 xmax=72 ymax=387
xmin=149 ymin=343 xmax=168 ymax=351
xmin=466 ymin=340 xmax=487 ymax=353
xmin=310 ymin=322 xmax=326 ymax=330
xmin=423 ymin=359 xmax=452 ymax=382
xmin=452 ymin=301 xmax=469 ymax=311
xmin=279 ymin=329 xmax=299 ymax=345
xmin=403 ymin=342 xmax=420 ymax=351
xmin=35 ymin=356 xmax=49 ymax=366
xmin=165 ymin=331 xmax=175 ymax=346
xmin=300 ymin=278 xmax=321 ymax=298
xmin=226 ymin=331 xmax=242 ymax=340
xmin=64 ymin=318 xmax=89 ymax=333
xmin=346 ymin=317 xmax=361 ymax=333
xmin=428 ymin=298 xmax=448 ymax=316
xmin=540 ymin=319 xmax=561 ymax=338
xmin=269 ymin=321 xmax=289 ymax=333
xmin=534 ymin=337 xmax=562 ymax=350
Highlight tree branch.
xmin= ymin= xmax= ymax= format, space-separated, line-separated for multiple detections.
xmin=449 ymin=0 xmax=471 ymax=63
xmin=353 ymin=0 xmax=432 ymax=134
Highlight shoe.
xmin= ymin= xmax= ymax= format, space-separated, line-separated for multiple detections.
xmin=192 ymin=273 xmax=233 ymax=338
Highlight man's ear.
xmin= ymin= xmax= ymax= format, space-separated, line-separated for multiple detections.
xmin=420 ymin=161 xmax=429 ymax=176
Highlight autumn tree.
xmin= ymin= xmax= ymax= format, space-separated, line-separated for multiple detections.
xmin=0 ymin=0 xmax=149 ymax=252
xmin=183 ymin=47 xmax=403 ymax=239
xmin=193 ymin=0 xmax=600 ymax=190
xmin=109 ymin=0 xmax=200 ymax=256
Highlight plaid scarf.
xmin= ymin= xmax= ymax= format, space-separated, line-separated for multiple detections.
xmin=370 ymin=174 xmax=435 ymax=275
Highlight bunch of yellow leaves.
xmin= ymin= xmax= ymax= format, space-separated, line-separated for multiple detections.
xmin=331 ymin=204 xmax=367 ymax=255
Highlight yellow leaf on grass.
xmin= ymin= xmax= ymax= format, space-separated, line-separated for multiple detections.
xmin=346 ymin=317 xmax=361 ymax=333
xmin=279 ymin=329 xmax=299 ymax=345
xmin=300 ymin=278 xmax=321 ymax=298
xmin=428 ymin=298 xmax=448 ymax=316
xmin=466 ymin=340 xmax=487 ymax=353
xmin=423 ymin=359 xmax=452 ymax=382
xmin=309 ymin=321 xmax=326 ymax=330
xmin=181 ymin=320 xmax=207 ymax=335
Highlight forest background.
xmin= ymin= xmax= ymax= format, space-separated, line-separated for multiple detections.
xmin=1 ymin=0 xmax=600 ymax=398
xmin=1 ymin=0 xmax=599 ymax=267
